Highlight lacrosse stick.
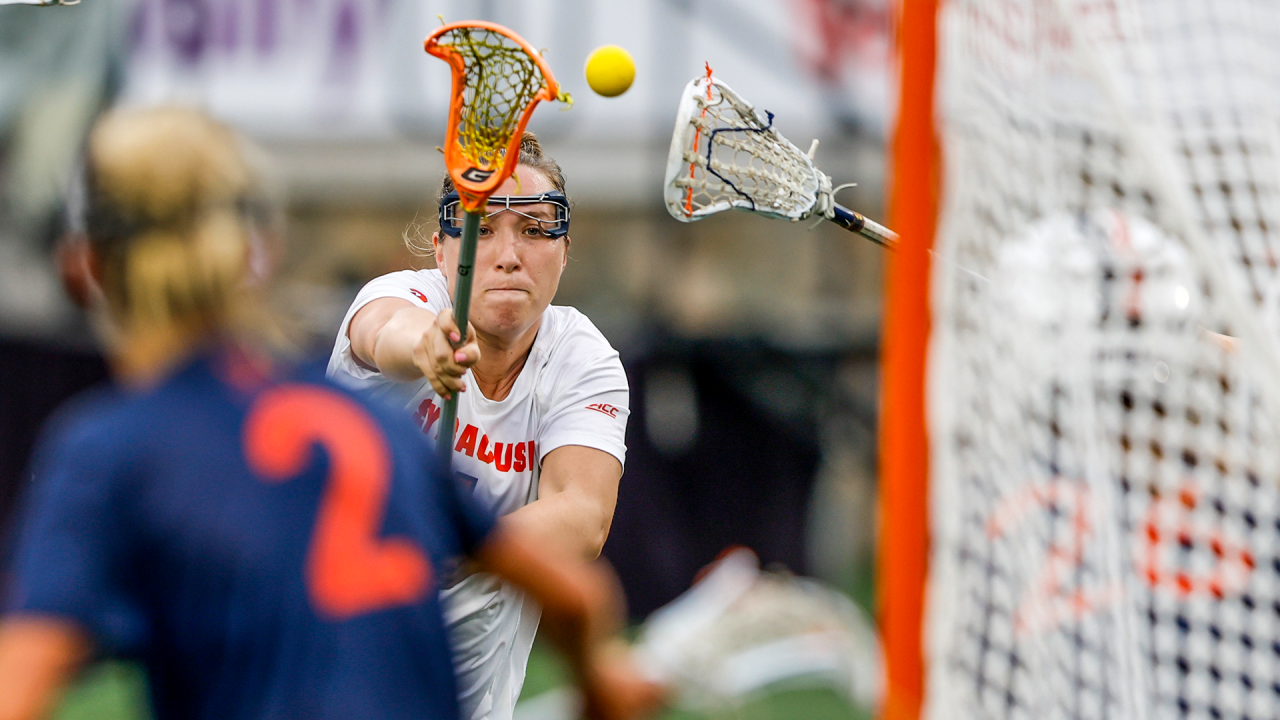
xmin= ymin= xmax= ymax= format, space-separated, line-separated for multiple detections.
xmin=664 ymin=68 xmax=897 ymax=248
xmin=632 ymin=548 xmax=882 ymax=712
xmin=424 ymin=21 xmax=570 ymax=463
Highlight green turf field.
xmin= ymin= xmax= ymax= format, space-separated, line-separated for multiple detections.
xmin=518 ymin=640 xmax=871 ymax=720
xmin=50 ymin=662 xmax=149 ymax=720
xmin=51 ymin=643 xmax=870 ymax=720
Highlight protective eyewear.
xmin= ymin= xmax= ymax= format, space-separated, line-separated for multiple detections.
xmin=439 ymin=191 xmax=570 ymax=239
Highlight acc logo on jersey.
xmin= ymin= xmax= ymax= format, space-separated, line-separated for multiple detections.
xmin=409 ymin=289 xmax=429 ymax=304
xmin=585 ymin=403 xmax=619 ymax=418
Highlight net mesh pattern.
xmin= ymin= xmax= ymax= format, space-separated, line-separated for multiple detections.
xmin=669 ymin=81 xmax=822 ymax=221
xmin=928 ymin=2 xmax=1280 ymax=719
xmin=434 ymin=26 xmax=548 ymax=174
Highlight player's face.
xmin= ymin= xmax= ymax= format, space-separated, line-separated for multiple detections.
xmin=433 ymin=167 xmax=569 ymax=342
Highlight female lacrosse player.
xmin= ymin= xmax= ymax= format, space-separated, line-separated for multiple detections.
xmin=329 ymin=132 xmax=628 ymax=720
xmin=0 ymin=108 xmax=659 ymax=720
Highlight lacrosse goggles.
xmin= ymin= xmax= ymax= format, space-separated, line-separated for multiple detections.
xmin=438 ymin=191 xmax=571 ymax=239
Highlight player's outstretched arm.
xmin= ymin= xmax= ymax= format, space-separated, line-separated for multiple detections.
xmin=503 ymin=445 xmax=621 ymax=560
xmin=348 ymin=297 xmax=479 ymax=398
xmin=474 ymin=522 xmax=665 ymax=720
xmin=0 ymin=617 xmax=91 ymax=720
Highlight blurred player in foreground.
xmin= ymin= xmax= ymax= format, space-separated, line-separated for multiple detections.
xmin=0 ymin=107 xmax=661 ymax=720
xmin=330 ymin=132 xmax=628 ymax=720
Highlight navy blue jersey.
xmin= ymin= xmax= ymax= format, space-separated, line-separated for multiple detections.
xmin=3 ymin=349 xmax=496 ymax=720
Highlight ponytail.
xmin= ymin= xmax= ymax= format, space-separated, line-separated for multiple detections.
xmin=85 ymin=107 xmax=266 ymax=335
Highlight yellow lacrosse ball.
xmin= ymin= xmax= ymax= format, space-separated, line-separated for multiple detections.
xmin=585 ymin=45 xmax=635 ymax=97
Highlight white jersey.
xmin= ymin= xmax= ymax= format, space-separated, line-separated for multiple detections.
xmin=326 ymin=268 xmax=629 ymax=720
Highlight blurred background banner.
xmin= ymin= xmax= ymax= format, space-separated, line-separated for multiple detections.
xmin=1 ymin=0 xmax=891 ymax=338
xmin=120 ymin=0 xmax=890 ymax=141
xmin=0 ymin=1 xmax=891 ymax=716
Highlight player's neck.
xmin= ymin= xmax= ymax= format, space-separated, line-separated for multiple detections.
xmin=471 ymin=317 xmax=541 ymax=402
xmin=110 ymin=323 xmax=207 ymax=388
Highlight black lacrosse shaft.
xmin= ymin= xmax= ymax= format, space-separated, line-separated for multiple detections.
xmin=831 ymin=204 xmax=899 ymax=249
xmin=436 ymin=210 xmax=480 ymax=465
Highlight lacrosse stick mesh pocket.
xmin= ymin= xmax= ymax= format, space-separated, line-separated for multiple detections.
xmin=667 ymin=78 xmax=824 ymax=223
xmin=427 ymin=24 xmax=569 ymax=210
xmin=445 ymin=29 xmax=536 ymax=165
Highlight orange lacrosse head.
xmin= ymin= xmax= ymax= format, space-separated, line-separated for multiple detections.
xmin=425 ymin=21 xmax=569 ymax=213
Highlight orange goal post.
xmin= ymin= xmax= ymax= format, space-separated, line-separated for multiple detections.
xmin=879 ymin=0 xmax=937 ymax=718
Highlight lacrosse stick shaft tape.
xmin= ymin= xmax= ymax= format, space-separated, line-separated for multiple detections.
xmin=831 ymin=204 xmax=898 ymax=248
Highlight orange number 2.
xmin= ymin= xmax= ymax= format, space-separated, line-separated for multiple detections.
xmin=244 ymin=385 xmax=432 ymax=619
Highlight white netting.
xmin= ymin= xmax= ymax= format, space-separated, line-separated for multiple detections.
xmin=928 ymin=1 xmax=1280 ymax=719
xmin=663 ymin=75 xmax=826 ymax=223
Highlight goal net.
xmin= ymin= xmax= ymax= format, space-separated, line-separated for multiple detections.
xmin=925 ymin=1 xmax=1280 ymax=719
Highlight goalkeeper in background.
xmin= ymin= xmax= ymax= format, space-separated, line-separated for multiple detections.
xmin=0 ymin=107 xmax=661 ymax=720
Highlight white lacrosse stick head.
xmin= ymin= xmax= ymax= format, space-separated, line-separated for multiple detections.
xmin=664 ymin=74 xmax=829 ymax=224
xmin=633 ymin=548 xmax=882 ymax=712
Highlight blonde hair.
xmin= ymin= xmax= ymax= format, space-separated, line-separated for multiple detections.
xmin=85 ymin=107 xmax=266 ymax=336
xmin=405 ymin=130 xmax=567 ymax=257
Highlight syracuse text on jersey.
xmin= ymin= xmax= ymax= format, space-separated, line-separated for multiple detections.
xmin=416 ymin=397 xmax=535 ymax=473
